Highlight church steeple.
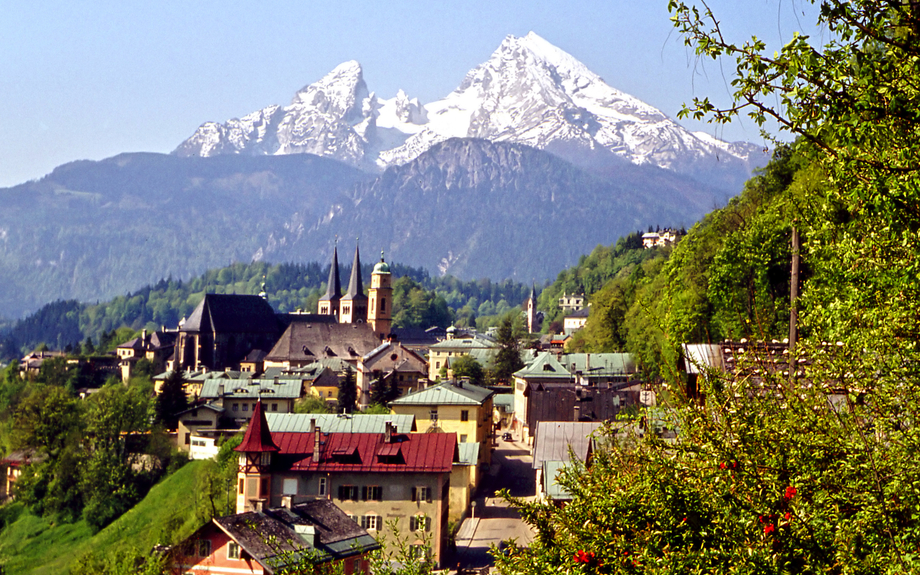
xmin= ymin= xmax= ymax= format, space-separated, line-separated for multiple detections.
xmin=318 ymin=240 xmax=342 ymax=318
xmin=340 ymin=240 xmax=368 ymax=324
xmin=368 ymin=250 xmax=392 ymax=338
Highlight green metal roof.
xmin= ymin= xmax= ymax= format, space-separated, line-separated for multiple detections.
xmin=390 ymin=380 xmax=494 ymax=407
xmin=264 ymin=413 xmax=416 ymax=434
xmin=561 ymin=353 xmax=636 ymax=375
xmin=543 ymin=460 xmax=574 ymax=500
xmin=456 ymin=442 xmax=481 ymax=466
xmin=512 ymin=351 xmax=571 ymax=379
xmin=200 ymin=378 xmax=303 ymax=400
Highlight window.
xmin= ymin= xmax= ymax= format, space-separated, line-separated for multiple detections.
xmin=232 ymin=403 xmax=239 ymax=412
xmin=282 ymin=478 xmax=298 ymax=495
xmin=242 ymin=403 xmax=249 ymax=412
xmin=409 ymin=515 xmax=431 ymax=532
xmin=338 ymin=485 xmax=359 ymax=500
xmin=412 ymin=544 xmax=430 ymax=561
xmin=238 ymin=478 xmax=244 ymax=495
xmin=227 ymin=541 xmax=241 ymax=560
xmin=363 ymin=485 xmax=382 ymax=501
xmin=460 ymin=410 xmax=469 ymax=422
xmin=318 ymin=477 xmax=327 ymax=496
xmin=271 ymin=403 xmax=278 ymax=412
xmin=353 ymin=558 xmax=362 ymax=573
xmin=184 ymin=433 xmax=191 ymax=445
xmin=381 ymin=297 xmax=386 ymax=312
xmin=361 ymin=514 xmax=381 ymax=530
xmin=460 ymin=434 xmax=468 ymax=443
xmin=429 ymin=408 xmax=438 ymax=422
xmin=411 ymin=486 xmax=432 ymax=503
xmin=435 ymin=361 xmax=440 ymax=369
xmin=197 ymin=539 xmax=211 ymax=557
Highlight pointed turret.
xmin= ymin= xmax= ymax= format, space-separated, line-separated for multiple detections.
xmin=525 ymin=281 xmax=540 ymax=334
xmin=318 ymin=241 xmax=342 ymax=318
xmin=339 ymin=241 xmax=368 ymax=324
xmin=235 ymin=400 xmax=278 ymax=513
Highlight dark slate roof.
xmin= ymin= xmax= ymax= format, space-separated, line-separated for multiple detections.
xmin=318 ymin=245 xmax=342 ymax=304
xmin=567 ymin=308 xmax=590 ymax=319
xmin=117 ymin=337 xmax=144 ymax=350
xmin=150 ymin=331 xmax=177 ymax=349
xmin=389 ymin=380 xmax=494 ymax=407
xmin=389 ymin=327 xmax=444 ymax=347
xmin=266 ymin=322 xmax=381 ymax=363
xmin=236 ymin=401 xmax=279 ymax=453
xmin=183 ymin=294 xmax=281 ymax=334
xmin=243 ymin=349 xmax=268 ymax=363
xmin=212 ymin=499 xmax=379 ymax=571
xmin=524 ymin=382 xmax=642 ymax=435
xmin=341 ymin=245 xmax=367 ymax=302
xmin=272 ymin=431 xmax=456 ymax=474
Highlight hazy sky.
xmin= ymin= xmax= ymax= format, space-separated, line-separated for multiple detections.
xmin=0 ymin=1 xmax=824 ymax=188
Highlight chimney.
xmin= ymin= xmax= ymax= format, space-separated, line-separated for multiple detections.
xmin=574 ymin=404 xmax=581 ymax=422
xmin=312 ymin=419 xmax=321 ymax=463
xmin=281 ymin=495 xmax=292 ymax=509
xmin=142 ymin=329 xmax=147 ymax=345
xmin=385 ymin=421 xmax=393 ymax=443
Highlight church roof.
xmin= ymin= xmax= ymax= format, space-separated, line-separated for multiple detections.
xmin=265 ymin=322 xmax=381 ymax=363
xmin=235 ymin=401 xmax=279 ymax=453
xmin=341 ymin=244 xmax=367 ymax=302
xmin=318 ymin=244 xmax=342 ymax=304
xmin=182 ymin=294 xmax=280 ymax=334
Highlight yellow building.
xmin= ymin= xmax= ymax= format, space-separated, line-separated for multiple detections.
xmin=389 ymin=379 xmax=495 ymax=467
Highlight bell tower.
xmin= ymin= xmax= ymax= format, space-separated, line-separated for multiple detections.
xmin=368 ymin=251 xmax=393 ymax=337
xmin=234 ymin=400 xmax=278 ymax=513
xmin=318 ymin=240 xmax=342 ymax=319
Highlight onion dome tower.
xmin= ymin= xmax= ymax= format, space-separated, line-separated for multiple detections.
xmin=368 ymin=251 xmax=393 ymax=337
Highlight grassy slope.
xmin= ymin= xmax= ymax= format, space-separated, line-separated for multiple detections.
xmin=0 ymin=460 xmax=208 ymax=574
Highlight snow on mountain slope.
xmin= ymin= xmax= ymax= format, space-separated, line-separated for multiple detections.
xmin=174 ymin=32 xmax=764 ymax=188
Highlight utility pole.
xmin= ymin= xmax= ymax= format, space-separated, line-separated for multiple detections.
xmin=789 ymin=226 xmax=800 ymax=355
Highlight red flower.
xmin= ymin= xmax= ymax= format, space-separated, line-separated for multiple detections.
xmin=784 ymin=486 xmax=797 ymax=501
xmin=784 ymin=511 xmax=792 ymax=521
xmin=764 ymin=524 xmax=776 ymax=535
xmin=574 ymin=550 xmax=595 ymax=564
xmin=719 ymin=462 xmax=726 ymax=469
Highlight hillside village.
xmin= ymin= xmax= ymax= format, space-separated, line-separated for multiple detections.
xmin=0 ymin=240 xmax=662 ymax=574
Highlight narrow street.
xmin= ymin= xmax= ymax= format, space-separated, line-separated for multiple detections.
xmin=454 ymin=432 xmax=536 ymax=571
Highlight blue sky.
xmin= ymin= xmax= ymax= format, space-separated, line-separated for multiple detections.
xmin=0 ymin=1 xmax=824 ymax=187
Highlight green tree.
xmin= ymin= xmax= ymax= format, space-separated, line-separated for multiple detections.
xmin=491 ymin=314 xmax=524 ymax=384
xmin=337 ymin=368 xmax=357 ymax=413
xmin=450 ymin=354 xmax=485 ymax=386
xmin=154 ymin=369 xmax=188 ymax=430
xmin=294 ymin=395 xmax=332 ymax=414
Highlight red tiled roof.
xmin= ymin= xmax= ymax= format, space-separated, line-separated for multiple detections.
xmin=235 ymin=400 xmax=279 ymax=453
xmin=272 ymin=431 xmax=455 ymax=474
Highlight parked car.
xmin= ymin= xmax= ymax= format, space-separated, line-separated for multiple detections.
xmin=502 ymin=432 xmax=513 ymax=442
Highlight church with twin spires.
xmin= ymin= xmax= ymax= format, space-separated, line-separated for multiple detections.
xmin=317 ymin=241 xmax=392 ymax=338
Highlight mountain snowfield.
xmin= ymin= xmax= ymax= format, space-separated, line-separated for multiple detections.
xmin=175 ymin=32 xmax=765 ymax=189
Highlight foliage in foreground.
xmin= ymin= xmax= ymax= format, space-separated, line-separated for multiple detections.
xmin=498 ymin=0 xmax=920 ymax=573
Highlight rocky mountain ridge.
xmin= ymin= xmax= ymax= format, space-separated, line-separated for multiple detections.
xmin=175 ymin=32 xmax=766 ymax=192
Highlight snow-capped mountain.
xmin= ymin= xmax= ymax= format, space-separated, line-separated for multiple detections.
xmin=174 ymin=32 xmax=765 ymax=190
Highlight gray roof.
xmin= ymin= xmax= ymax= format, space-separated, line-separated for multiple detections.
xmin=429 ymin=337 xmax=499 ymax=351
xmin=390 ymin=380 xmax=494 ymax=407
xmin=493 ymin=393 xmax=514 ymax=410
xmin=266 ymin=321 xmax=381 ymax=363
xmin=265 ymin=413 xmax=416 ymax=434
xmin=211 ymin=499 xmax=379 ymax=570
xmin=200 ymin=378 xmax=303 ymax=400
xmin=532 ymin=421 xmax=603 ymax=469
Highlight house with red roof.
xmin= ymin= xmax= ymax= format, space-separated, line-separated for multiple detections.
xmin=235 ymin=401 xmax=457 ymax=567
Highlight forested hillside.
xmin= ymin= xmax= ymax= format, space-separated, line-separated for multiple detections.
xmin=0 ymin=260 xmax=531 ymax=361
